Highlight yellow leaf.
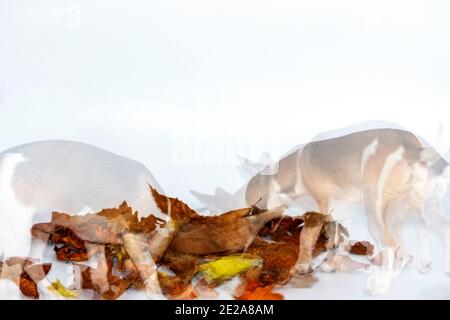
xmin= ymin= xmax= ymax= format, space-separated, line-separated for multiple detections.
xmin=199 ymin=255 xmax=262 ymax=283
xmin=48 ymin=279 xmax=79 ymax=299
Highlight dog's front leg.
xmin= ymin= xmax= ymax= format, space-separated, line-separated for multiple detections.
xmin=367 ymin=248 xmax=395 ymax=295
xmin=433 ymin=201 xmax=450 ymax=275
xmin=122 ymin=232 xmax=166 ymax=300
xmin=293 ymin=212 xmax=326 ymax=276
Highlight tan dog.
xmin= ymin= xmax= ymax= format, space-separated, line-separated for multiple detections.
xmin=194 ymin=128 xmax=449 ymax=294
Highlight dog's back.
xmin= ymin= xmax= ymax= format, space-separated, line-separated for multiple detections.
xmin=0 ymin=140 xmax=163 ymax=258
xmin=245 ymin=129 xmax=430 ymax=210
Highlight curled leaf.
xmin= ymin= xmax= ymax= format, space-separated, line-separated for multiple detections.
xmin=19 ymin=273 xmax=39 ymax=299
xmin=149 ymin=185 xmax=199 ymax=224
xmin=346 ymin=241 xmax=375 ymax=256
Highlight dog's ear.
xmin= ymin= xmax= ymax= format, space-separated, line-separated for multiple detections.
xmin=214 ymin=187 xmax=232 ymax=198
xmin=190 ymin=190 xmax=226 ymax=213
xmin=191 ymin=187 xmax=246 ymax=213
xmin=237 ymin=152 xmax=280 ymax=178
xmin=236 ymin=155 xmax=266 ymax=179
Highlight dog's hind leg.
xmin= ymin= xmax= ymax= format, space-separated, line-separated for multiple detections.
xmin=385 ymin=200 xmax=414 ymax=278
xmin=430 ymin=199 xmax=450 ymax=275
xmin=417 ymin=206 xmax=432 ymax=273
xmin=364 ymin=196 xmax=397 ymax=295
xmin=366 ymin=149 xmax=426 ymax=294
xmin=0 ymin=153 xmax=35 ymax=297
xmin=363 ymin=171 xmax=401 ymax=296
xmin=402 ymin=161 xmax=430 ymax=275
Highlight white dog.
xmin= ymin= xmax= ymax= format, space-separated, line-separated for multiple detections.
xmin=0 ymin=140 xmax=171 ymax=299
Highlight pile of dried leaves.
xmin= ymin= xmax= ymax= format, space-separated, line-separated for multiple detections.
xmin=2 ymin=187 xmax=374 ymax=300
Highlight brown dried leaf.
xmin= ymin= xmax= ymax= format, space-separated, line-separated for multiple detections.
xmin=246 ymin=213 xmax=345 ymax=287
xmin=32 ymin=202 xmax=165 ymax=264
xmin=162 ymin=249 xmax=199 ymax=277
xmin=171 ymin=207 xmax=284 ymax=255
xmin=158 ymin=273 xmax=197 ymax=300
xmin=19 ymin=273 xmax=39 ymax=299
xmin=243 ymin=216 xmax=304 ymax=286
xmin=259 ymin=216 xmax=304 ymax=241
xmin=25 ymin=263 xmax=52 ymax=282
xmin=155 ymin=249 xmax=200 ymax=298
xmin=74 ymin=262 xmax=131 ymax=300
xmin=149 ymin=185 xmax=200 ymax=224
xmin=346 ymin=241 xmax=375 ymax=256
xmin=1 ymin=258 xmax=52 ymax=299
xmin=55 ymin=246 xmax=89 ymax=262
xmin=245 ymin=238 xmax=299 ymax=286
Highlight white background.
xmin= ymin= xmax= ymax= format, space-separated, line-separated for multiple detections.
xmin=1 ymin=0 xmax=450 ymax=299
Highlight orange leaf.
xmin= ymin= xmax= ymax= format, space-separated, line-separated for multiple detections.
xmin=235 ymin=280 xmax=283 ymax=300
xmin=19 ymin=273 xmax=39 ymax=299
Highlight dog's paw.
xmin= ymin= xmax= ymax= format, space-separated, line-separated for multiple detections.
xmin=292 ymin=262 xmax=312 ymax=277
xmin=318 ymin=261 xmax=337 ymax=273
xmin=418 ymin=261 xmax=432 ymax=274
xmin=366 ymin=274 xmax=391 ymax=295
xmin=145 ymin=287 xmax=167 ymax=300
xmin=444 ymin=264 xmax=450 ymax=276
xmin=393 ymin=255 xmax=412 ymax=279
xmin=443 ymin=258 xmax=450 ymax=276
xmin=289 ymin=272 xmax=318 ymax=288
